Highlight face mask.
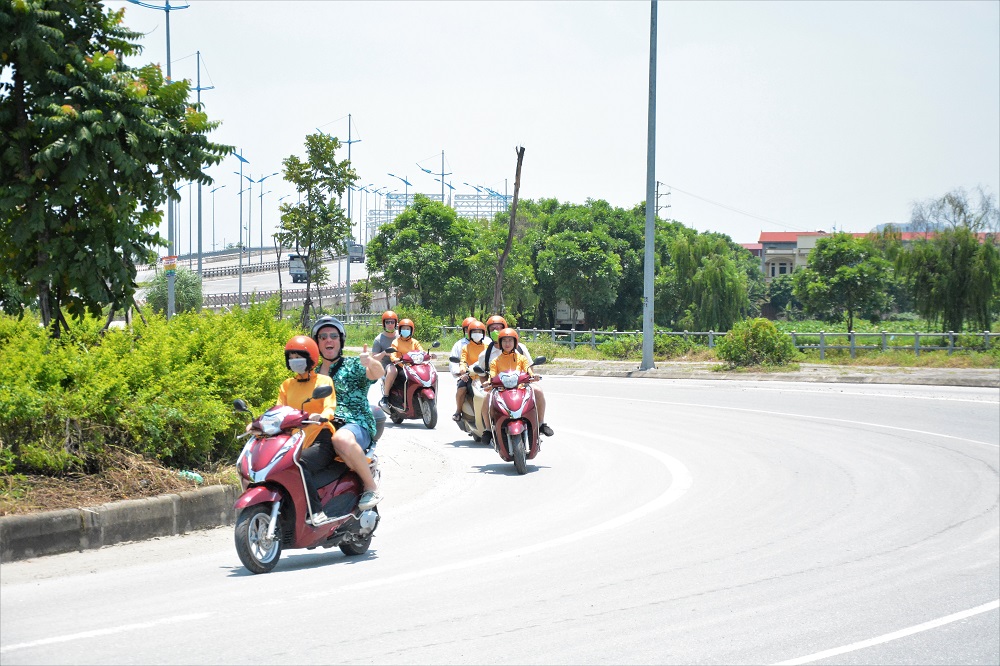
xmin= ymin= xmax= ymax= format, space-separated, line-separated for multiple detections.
xmin=490 ymin=329 xmax=500 ymax=342
xmin=400 ymin=328 xmax=412 ymax=339
xmin=471 ymin=332 xmax=484 ymax=343
xmin=288 ymin=357 xmax=308 ymax=374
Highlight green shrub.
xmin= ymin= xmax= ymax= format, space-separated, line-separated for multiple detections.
xmin=716 ymin=318 xmax=797 ymax=367
xmin=0 ymin=301 xmax=298 ymax=475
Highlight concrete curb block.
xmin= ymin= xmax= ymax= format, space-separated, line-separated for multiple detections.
xmin=0 ymin=485 xmax=238 ymax=563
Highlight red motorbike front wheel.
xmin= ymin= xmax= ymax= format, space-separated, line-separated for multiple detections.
xmin=510 ymin=432 xmax=528 ymax=475
xmin=235 ymin=506 xmax=282 ymax=574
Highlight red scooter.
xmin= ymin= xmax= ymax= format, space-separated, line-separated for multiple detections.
xmin=383 ymin=341 xmax=440 ymax=429
xmin=476 ymin=357 xmax=547 ymax=475
xmin=231 ymin=385 xmax=384 ymax=574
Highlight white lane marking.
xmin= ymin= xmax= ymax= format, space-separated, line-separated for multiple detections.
xmin=0 ymin=613 xmax=213 ymax=654
xmin=774 ymin=599 xmax=1000 ymax=665
xmin=0 ymin=432 xmax=690 ymax=651
xmin=558 ymin=391 xmax=1000 ymax=449
xmin=544 ymin=375 xmax=1000 ymax=404
xmin=299 ymin=429 xmax=693 ymax=596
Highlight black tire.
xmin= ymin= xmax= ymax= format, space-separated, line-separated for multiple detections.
xmin=420 ymin=397 xmax=438 ymax=429
xmin=511 ymin=432 xmax=527 ymax=475
xmin=235 ymin=506 xmax=282 ymax=574
xmin=339 ymin=532 xmax=373 ymax=556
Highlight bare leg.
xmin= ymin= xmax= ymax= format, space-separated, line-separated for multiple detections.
xmin=383 ymin=364 xmax=397 ymax=397
xmin=332 ymin=428 xmax=377 ymax=492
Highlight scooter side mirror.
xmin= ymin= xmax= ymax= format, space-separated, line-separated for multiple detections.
xmin=531 ymin=356 xmax=547 ymax=366
xmin=431 ymin=340 xmax=441 ymax=348
xmin=472 ymin=364 xmax=485 ymax=375
xmin=449 ymin=355 xmax=461 ymax=363
xmin=233 ymin=399 xmax=250 ymax=412
xmin=311 ymin=385 xmax=333 ymax=400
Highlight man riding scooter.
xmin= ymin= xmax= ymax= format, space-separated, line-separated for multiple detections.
xmin=311 ymin=315 xmax=384 ymax=512
xmin=453 ymin=319 xmax=487 ymax=423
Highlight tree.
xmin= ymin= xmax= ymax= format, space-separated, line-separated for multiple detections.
xmin=655 ymin=230 xmax=753 ymax=331
xmin=0 ymin=0 xmax=230 ymax=337
xmin=898 ymin=226 xmax=1000 ymax=332
xmin=793 ymin=232 xmax=893 ymax=332
xmin=536 ymin=222 xmax=622 ymax=330
xmin=365 ymin=195 xmax=475 ymax=319
xmin=273 ymin=132 xmax=355 ymax=328
xmin=910 ymin=186 xmax=999 ymax=233
xmin=144 ymin=267 xmax=202 ymax=315
xmin=766 ymin=273 xmax=802 ymax=319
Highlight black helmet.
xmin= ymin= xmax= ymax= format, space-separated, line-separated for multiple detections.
xmin=311 ymin=316 xmax=346 ymax=358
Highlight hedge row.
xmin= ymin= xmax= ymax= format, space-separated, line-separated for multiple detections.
xmin=0 ymin=302 xmax=298 ymax=475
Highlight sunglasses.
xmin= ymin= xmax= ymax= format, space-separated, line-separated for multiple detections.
xmin=317 ymin=332 xmax=339 ymax=341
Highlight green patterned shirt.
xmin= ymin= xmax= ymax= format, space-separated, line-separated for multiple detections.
xmin=318 ymin=357 xmax=377 ymax=439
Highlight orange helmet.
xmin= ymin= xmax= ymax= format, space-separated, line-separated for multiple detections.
xmin=381 ymin=310 xmax=398 ymax=329
xmin=461 ymin=316 xmax=476 ymax=335
xmin=284 ymin=335 xmax=319 ymax=370
xmin=398 ymin=318 xmax=415 ymax=331
xmin=497 ymin=327 xmax=519 ymax=346
xmin=485 ymin=315 xmax=507 ymax=331
xmin=467 ymin=319 xmax=487 ymax=336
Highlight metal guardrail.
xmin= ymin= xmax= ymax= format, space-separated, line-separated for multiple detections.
xmin=441 ymin=326 xmax=995 ymax=357
xmin=202 ymin=280 xmax=371 ymax=311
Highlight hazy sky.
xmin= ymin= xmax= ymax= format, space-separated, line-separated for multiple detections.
xmin=103 ymin=0 xmax=1000 ymax=249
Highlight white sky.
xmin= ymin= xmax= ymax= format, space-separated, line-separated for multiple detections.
xmin=102 ymin=0 xmax=1000 ymax=249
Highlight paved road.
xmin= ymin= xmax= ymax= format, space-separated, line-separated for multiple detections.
xmin=137 ymin=250 xmax=368 ymax=296
xmin=2 ymin=377 xmax=998 ymax=664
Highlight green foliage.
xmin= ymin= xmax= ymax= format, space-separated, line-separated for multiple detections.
xmin=716 ymin=318 xmax=797 ymax=367
xmin=0 ymin=301 xmax=298 ymax=475
xmin=793 ymin=233 xmax=893 ymax=332
xmin=366 ymin=195 xmax=475 ymax=319
xmin=896 ymin=217 xmax=1000 ymax=332
xmin=274 ymin=132 xmax=356 ymax=328
xmin=143 ymin=267 xmax=203 ymax=314
xmin=654 ymin=229 xmax=755 ymax=331
xmin=0 ymin=0 xmax=231 ymax=337
xmin=597 ymin=333 xmax=697 ymax=360
xmin=392 ymin=304 xmax=443 ymax=344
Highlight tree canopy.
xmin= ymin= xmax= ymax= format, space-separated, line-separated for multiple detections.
xmin=0 ymin=0 xmax=231 ymax=336
xmin=273 ymin=131 xmax=356 ymax=328
xmin=793 ymin=232 xmax=893 ymax=332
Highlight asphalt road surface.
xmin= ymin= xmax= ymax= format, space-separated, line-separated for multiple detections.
xmin=2 ymin=377 xmax=998 ymax=665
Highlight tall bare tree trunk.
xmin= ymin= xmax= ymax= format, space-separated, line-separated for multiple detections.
xmin=274 ymin=239 xmax=285 ymax=320
xmin=493 ymin=146 xmax=525 ymax=314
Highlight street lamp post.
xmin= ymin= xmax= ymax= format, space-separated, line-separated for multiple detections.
xmin=387 ymin=173 xmax=411 ymax=208
xmin=210 ymin=185 xmax=225 ymax=252
xmin=417 ymin=150 xmax=451 ymax=203
xmin=463 ymin=182 xmax=483 ymax=220
xmin=232 ymin=151 xmax=250 ymax=302
xmin=127 ymin=0 xmax=190 ymax=319
xmin=184 ymin=181 xmax=193 ymax=268
xmin=254 ymin=172 xmax=279 ymax=264
xmin=258 ymin=187 xmax=272 ymax=261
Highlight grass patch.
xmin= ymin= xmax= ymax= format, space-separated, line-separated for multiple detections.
xmin=0 ymin=448 xmax=239 ymax=516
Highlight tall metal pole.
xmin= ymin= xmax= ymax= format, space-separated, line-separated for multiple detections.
xmin=441 ymin=150 xmax=445 ymax=202
xmin=641 ymin=0 xmax=658 ymax=370
xmin=346 ymin=114 xmax=352 ymax=321
xmin=193 ymin=50 xmax=214 ymax=280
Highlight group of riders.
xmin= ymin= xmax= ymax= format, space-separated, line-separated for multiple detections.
xmin=271 ymin=310 xmax=555 ymax=526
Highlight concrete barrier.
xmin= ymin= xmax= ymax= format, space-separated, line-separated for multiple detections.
xmin=0 ymin=485 xmax=240 ymax=563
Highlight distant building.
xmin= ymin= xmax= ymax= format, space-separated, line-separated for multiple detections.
xmin=753 ymin=229 xmax=995 ymax=283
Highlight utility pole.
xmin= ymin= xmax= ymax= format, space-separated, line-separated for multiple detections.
xmin=193 ymin=50 xmax=214 ymax=281
xmin=641 ymin=0 xmax=658 ymax=371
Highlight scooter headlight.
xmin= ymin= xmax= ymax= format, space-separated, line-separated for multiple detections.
xmin=500 ymin=372 xmax=520 ymax=390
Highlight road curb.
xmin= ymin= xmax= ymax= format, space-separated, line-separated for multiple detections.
xmin=0 ymin=485 xmax=238 ymax=563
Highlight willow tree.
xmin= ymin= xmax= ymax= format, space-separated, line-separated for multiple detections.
xmin=0 ymin=0 xmax=231 ymax=337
